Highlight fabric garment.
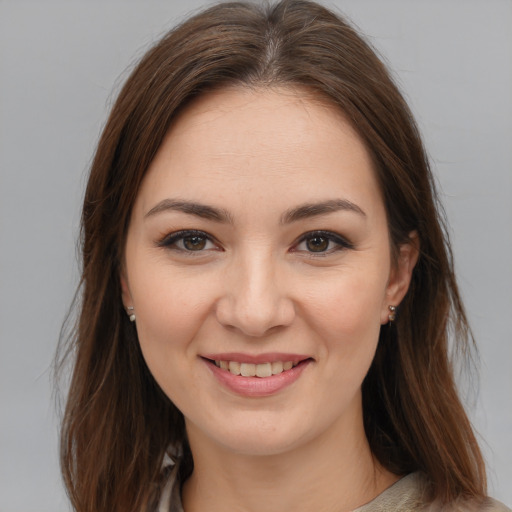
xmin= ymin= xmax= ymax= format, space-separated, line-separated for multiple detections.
xmin=353 ymin=473 xmax=510 ymax=512
xmin=158 ymin=457 xmax=510 ymax=512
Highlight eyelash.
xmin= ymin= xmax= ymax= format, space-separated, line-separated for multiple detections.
xmin=292 ymin=230 xmax=354 ymax=255
xmin=157 ymin=230 xmax=219 ymax=254
xmin=157 ymin=229 xmax=353 ymax=255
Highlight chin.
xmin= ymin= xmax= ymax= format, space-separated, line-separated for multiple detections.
xmin=187 ymin=413 xmax=314 ymax=458
xmin=222 ymin=432 xmax=306 ymax=457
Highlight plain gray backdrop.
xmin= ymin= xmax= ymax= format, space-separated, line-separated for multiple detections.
xmin=1 ymin=1 xmax=511 ymax=511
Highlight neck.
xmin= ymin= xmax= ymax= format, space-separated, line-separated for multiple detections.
xmin=181 ymin=408 xmax=398 ymax=512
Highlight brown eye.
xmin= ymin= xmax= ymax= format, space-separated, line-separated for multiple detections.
xmin=183 ymin=235 xmax=207 ymax=251
xmin=158 ymin=230 xmax=217 ymax=253
xmin=293 ymin=230 xmax=353 ymax=255
xmin=306 ymin=236 xmax=329 ymax=252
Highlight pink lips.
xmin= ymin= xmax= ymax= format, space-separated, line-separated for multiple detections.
xmin=202 ymin=353 xmax=312 ymax=397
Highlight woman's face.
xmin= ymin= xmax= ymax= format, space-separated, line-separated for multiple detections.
xmin=122 ymin=87 xmax=416 ymax=456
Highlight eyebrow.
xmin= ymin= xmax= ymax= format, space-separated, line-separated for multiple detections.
xmin=280 ymin=199 xmax=366 ymax=224
xmin=145 ymin=199 xmax=234 ymax=223
xmin=144 ymin=198 xmax=365 ymax=224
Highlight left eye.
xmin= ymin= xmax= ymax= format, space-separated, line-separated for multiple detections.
xmin=294 ymin=231 xmax=352 ymax=254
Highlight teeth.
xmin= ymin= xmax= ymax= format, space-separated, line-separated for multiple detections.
xmin=256 ymin=362 xmax=272 ymax=378
xmin=271 ymin=361 xmax=283 ymax=374
xmin=228 ymin=361 xmax=241 ymax=375
xmin=240 ymin=363 xmax=256 ymax=377
xmin=214 ymin=360 xmax=298 ymax=377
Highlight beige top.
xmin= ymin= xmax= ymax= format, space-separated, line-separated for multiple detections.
xmin=157 ymin=458 xmax=510 ymax=512
xmin=353 ymin=472 xmax=510 ymax=512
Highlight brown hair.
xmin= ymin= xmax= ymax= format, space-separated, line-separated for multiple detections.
xmin=57 ymin=1 xmax=486 ymax=510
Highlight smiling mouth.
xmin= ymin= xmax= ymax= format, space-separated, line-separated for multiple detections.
xmin=208 ymin=359 xmax=305 ymax=377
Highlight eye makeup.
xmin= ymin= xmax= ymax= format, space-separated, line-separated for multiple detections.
xmin=156 ymin=228 xmax=354 ymax=258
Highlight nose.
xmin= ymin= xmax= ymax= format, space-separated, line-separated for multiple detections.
xmin=215 ymin=250 xmax=295 ymax=337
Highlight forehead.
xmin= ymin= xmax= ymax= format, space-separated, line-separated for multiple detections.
xmin=136 ymin=86 xmax=382 ymax=218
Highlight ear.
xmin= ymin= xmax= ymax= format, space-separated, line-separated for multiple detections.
xmin=380 ymin=231 xmax=419 ymax=324
xmin=120 ymin=266 xmax=133 ymax=310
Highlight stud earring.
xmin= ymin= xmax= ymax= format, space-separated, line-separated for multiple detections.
xmin=127 ymin=306 xmax=136 ymax=322
xmin=388 ymin=305 xmax=396 ymax=322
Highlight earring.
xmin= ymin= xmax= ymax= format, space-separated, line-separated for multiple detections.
xmin=388 ymin=305 xmax=396 ymax=322
xmin=127 ymin=306 xmax=136 ymax=322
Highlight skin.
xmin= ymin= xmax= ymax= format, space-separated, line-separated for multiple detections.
xmin=121 ymin=87 xmax=418 ymax=512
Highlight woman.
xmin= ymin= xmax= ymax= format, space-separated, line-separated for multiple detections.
xmin=57 ymin=1 xmax=510 ymax=511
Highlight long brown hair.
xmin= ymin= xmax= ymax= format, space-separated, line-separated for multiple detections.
xmin=57 ymin=1 xmax=486 ymax=510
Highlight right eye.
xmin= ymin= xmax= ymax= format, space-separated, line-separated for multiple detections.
xmin=157 ymin=230 xmax=218 ymax=253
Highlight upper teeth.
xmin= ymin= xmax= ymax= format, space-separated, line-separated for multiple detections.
xmin=215 ymin=360 xmax=296 ymax=377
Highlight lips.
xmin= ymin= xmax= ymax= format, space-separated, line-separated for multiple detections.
xmin=202 ymin=354 xmax=312 ymax=397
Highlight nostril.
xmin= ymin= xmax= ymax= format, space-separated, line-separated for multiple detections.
xmin=213 ymin=268 xmax=296 ymax=338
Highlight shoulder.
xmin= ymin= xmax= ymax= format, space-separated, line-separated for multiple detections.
xmin=434 ymin=498 xmax=512 ymax=512
xmin=479 ymin=498 xmax=512 ymax=512
xmin=485 ymin=499 xmax=512 ymax=512
xmin=423 ymin=498 xmax=511 ymax=512
xmin=353 ymin=473 xmax=511 ymax=512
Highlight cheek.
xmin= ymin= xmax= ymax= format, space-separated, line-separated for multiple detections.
xmin=301 ymin=266 xmax=387 ymax=361
xmin=308 ymin=267 xmax=386 ymax=322
xmin=128 ymin=260 xmax=217 ymax=384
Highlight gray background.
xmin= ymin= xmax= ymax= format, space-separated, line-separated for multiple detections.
xmin=1 ymin=1 xmax=510 ymax=511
